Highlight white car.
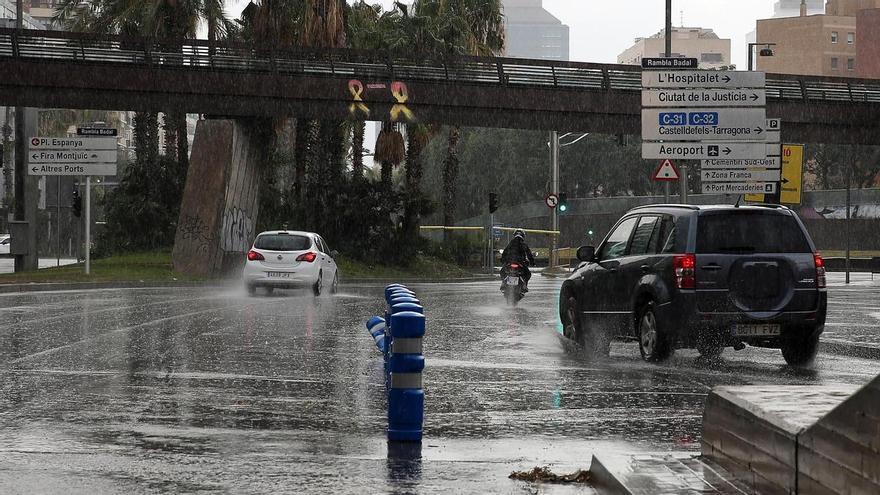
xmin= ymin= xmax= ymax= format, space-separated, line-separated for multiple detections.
xmin=0 ymin=234 xmax=10 ymax=256
xmin=243 ymin=230 xmax=339 ymax=296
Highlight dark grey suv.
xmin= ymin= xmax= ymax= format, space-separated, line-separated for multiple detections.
xmin=559 ymin=204 xmax=827 ymax=366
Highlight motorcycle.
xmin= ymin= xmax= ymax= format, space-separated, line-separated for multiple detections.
xmin=501 ymin=262 xmax=525 ymax=306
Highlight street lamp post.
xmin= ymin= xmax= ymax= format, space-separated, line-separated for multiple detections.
xmin=747 ymin=43 xmax=776 ymax=71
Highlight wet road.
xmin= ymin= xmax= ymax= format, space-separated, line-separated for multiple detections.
xmin=0 ymin=278 xmax=877 ymax=494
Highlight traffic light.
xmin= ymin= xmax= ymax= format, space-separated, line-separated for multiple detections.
xmin=557 ymin=193 xmax=569 ymax=214
xmin=72 ymin=190 xmax=82 ymax=217
xmin=489 ymin=192 xmax=499 ymax=214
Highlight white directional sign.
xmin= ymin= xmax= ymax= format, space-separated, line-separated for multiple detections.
xmin=29 ymin=150 xmax=117 ymax=164
xmin=701 ymin=169 xmax=781 ymax=182
xmin=642 ymin=89 xmax=766 ymax=107
xmin=29 ymin=163 xmax=118 ymax=176
xmin=28 ymin=135 xmax=118 ymax=176
xmin=642 ymin=142 xmax=778 ymax=160
xmin=703 ymin=182 xmax=777 ymax=194
xmin=642 ymin=71 xmax=766 ymax=89
xmin=701 ymin=157 xmax=781 ymax=169
xmin=29 ymin=136 xmax=117 ymax=150
xmin=641 ymin=108 xmax=769 ymax=142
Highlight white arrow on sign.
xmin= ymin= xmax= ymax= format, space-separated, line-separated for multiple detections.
xmin=701 ymin=157 xmax=781 ymax=169
xmin=29 ymin=150 xmax=117 ymax=164
xmin=702 ymin=182 xmax=777 ymax=194
xmin=29 ymin=136 xmax=117 ymax=151
xmin=642 ymin=70 xmax=766 ymax=89
xmin=642 ymin=108 xmax=769 ymax=142
xmin=28 ymin=163 xmax=118 ymax=176
xmin=653 ymin=159 xmax=680 ymax=181
xmin=702 ymin=169 xmax=781 ymax=182
xmin=642 ymin=142 xmax=775 ymax=160
xmin=642 ymin=89 xmax=766 ymax=107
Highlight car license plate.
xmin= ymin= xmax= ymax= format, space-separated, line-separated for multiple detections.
xmin=267 ymin=272 xmax=290 ymax=278
xmin=732 ymin=323 xmax=781 ymax=337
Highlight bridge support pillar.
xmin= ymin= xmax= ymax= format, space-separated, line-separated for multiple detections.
xmin=172 ymin=119 xmax=266 ymax=277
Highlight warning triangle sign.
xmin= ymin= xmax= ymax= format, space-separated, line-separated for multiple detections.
xmin=653 ymin=159 xmax=680 ymax=182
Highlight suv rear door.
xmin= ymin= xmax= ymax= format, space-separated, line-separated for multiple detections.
xmin=694 ymin=209 xmax=818 ymax=314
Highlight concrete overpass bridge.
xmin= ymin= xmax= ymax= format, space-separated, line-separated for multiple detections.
xmin=2 ymin=28 xmax=880 ymax=144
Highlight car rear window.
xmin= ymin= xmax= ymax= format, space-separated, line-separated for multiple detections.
xmin=254 ymin=234 xmax=311 ymax=251
xmin=697 ymin=212 xmax=811 ymax=254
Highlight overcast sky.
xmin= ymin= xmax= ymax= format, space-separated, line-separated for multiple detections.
xmin=228 ymin=0 xmax=781 ymax=69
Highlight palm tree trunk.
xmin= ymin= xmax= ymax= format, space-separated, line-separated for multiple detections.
xmin=381 ymin=161 xmax=393 ymax=192
xmin=442 ymin=126 xmax=461 ymax=241
xmin=404 ymin=124 xmax=424 ymax=240
xmin=163 ymin=112 xmax=178 ymax=161
xmin=303 ymin=119 xmax=322 ymax=232
xmin=351 ymin=121 xmax=365 ymax=181
xmin=135 ymin=111 xmax=160 ymax=173
xmin=293 ymin=119 xmax=310 ymax=205
xmin=176 ymin=113 xmax=188 ymax=172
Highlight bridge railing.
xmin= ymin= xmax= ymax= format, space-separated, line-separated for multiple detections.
xmin=3 ymin=27 xmax=880 ymax=104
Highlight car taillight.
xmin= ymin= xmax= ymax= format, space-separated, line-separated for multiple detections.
xmin=247 ymin=250 xmax=264 ymax=261
xmin=673 ymin=254 xmax=696 ymax=289
xmin=815 ymin=253 xmax=826 ymax=288
xmin=296 ymin=252 xmax=317 ymax=263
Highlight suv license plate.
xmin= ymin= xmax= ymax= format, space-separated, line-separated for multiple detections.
xmin=732 ymin=323 xmax=781 ymax=337
xmin=267 ymin=272 xmax=290 ymax=278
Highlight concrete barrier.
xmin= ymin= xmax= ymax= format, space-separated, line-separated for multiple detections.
xmin=797 ymin=375 xmax=880 ymax=494
xmin=700 ymin=381 xmax=875 ymax=494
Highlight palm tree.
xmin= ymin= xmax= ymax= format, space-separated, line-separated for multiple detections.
xmin=431 ymin=0 xmax=505 ymax=236
xmin=54 ymin=0 xmax=230 ymax=173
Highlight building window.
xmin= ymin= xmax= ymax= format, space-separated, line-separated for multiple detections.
xmin=831 ymin=57 xmax=839 ymax=70
xmin=847 ymin=32 xmax=855 ymax=44
xmin=831 ymin=31 xmax=838 ymax=43
xmin=848 ymin=58 xmax=855 ymax=71
xmin=701 ymin=53 xmax=723 ymax=63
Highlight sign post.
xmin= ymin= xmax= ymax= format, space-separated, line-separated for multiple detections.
xmin=85 ymin=176 xmax=91 ymax=275
xmin=28 ymin=132 xmax=117 ymax=274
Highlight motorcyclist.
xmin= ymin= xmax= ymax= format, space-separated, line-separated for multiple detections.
xmin=500 ymin=229 xmax=535 ymax=292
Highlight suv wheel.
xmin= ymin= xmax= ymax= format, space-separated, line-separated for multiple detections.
xmin=781 ymin=334 xmax=819 ymax=366
xmin=637 ymin=301 xmax=673 ymax=362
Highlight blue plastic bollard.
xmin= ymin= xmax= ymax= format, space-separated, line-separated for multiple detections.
xmin=391 ymin=302 xmax=424 ymax=315
xmin=388 ymin=311 xmax=426 ymax=442
xmin=366 ymin=316 xmax=388 ymax=354
xmin=389 ymin=296 xmax=420 ymax=308
xmin=387 ymin=291 xmax=416 ymax=305
xmin=385 ymin=285 xmax=411 ymax=300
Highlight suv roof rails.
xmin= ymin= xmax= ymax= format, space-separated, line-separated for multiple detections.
xmin=629 ymin=204 xmax=700 ymax=212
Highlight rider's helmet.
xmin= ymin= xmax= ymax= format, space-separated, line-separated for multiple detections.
xmin=513 ymin=229 xmax=526 ymax=240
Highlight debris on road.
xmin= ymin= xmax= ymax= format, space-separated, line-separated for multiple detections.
xmin=509 ymin=466 xmax=592 ymax=483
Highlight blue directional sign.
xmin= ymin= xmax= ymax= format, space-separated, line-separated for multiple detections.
xmin=642 ymin=108 xmax=767 ymax=141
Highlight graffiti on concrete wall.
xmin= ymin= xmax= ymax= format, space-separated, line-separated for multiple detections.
xmin=179 ymin=214 xmax=216 ymax=254
xmin=220 ymin=206 xmax=255 ymax=253
xmin=348 ymin=79 xmax=415 ymax=122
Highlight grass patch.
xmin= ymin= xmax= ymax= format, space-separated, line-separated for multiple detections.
xmin=0 ymin=251 xmax=200 ymax=284
xmin=0 ymin=252 xmax=480 ymax=285
xmin=336 ymin=254 xmax=478 ymax=280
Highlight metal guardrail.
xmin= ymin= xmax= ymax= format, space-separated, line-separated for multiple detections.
xmin=2 ymin=27 xmax=880 ymax=104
